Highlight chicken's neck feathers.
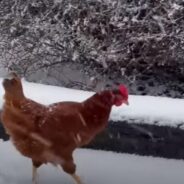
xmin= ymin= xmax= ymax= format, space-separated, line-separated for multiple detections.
xmin=82 ymin=91 xmax=113 ymax=124
xmin=83 ymin=91 xmax=113 ymax=110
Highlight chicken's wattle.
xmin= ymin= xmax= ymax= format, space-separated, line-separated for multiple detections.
xmin=115 ymin=100 xmax=123 ymax=106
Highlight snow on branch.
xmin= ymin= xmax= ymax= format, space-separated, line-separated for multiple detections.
xmin=0 ymin=0 xmax=183 ymax=84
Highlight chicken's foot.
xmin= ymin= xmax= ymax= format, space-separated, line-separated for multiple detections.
xmin=71 ymin=174 xmax=83 ymax=184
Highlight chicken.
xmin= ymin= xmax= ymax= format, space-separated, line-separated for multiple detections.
xmin=1 ymin=73 xmax=129 ymax=184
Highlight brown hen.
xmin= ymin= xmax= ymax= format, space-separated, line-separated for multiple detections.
xmin=1 ymin=73 xmax=129 ymax=184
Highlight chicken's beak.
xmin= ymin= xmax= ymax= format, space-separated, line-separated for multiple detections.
xmin=124 ymin=100 xmax=129 ymax=105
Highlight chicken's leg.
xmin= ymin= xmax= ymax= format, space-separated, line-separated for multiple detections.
xmin=32 ymin=161 xmax=42 ymax=184
xmin=32 ymin=165 xmax=38 ymax=184
xmin=71 ymin=174 xmax=82 ymax=184
xmin=60 ymin=157 xmax=83 ymax=184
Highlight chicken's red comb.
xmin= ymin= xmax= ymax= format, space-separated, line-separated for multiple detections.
xmin=119 ymin=84 xmax=128 ymax=99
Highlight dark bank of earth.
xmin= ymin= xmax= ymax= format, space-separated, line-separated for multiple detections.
xmin=0 ymin=121 xmax=184 ymax=160
xmin=86 ymin=121 xmax=184 ymax=160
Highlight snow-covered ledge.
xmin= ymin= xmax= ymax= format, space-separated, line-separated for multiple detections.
xmin=0 ymin=78 xmax=183 ymax=128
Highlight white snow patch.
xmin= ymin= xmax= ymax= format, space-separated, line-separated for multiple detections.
xmin=0 ymin=141 xmax=184 ymax=184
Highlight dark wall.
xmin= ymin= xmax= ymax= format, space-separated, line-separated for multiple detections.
xmin=86 ymin=121 xmax=184 ymax=160
xmin=1 ymin=120 xmax=184 ymax=160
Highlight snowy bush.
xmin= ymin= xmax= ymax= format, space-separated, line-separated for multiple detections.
xmin=0 ymin=0 xmax=184 ymax=91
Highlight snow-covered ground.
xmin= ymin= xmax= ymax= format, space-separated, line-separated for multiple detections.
xmin=0 ymin=141 xmax=183 ymax=184
xmin=0 ymin=78 xmax=183 ymax=127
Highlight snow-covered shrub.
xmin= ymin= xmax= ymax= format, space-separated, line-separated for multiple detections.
xmin=0 ymin=0 xmax=184 ymax=90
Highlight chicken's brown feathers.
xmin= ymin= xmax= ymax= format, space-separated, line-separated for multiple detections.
xmin=1 ymin=73 xmax=128 ymax=178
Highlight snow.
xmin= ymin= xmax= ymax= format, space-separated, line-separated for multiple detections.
xmin=0 ymin=141 xmax=184 ymax=184
xmin=0 ymin=78 xmax=184 ymax=127
xmin=111 ymin=95 xmax=184 ymax=126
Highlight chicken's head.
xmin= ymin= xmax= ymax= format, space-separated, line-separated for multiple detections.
xmin=3 ymin=72 xmax=24 ymax=100
xmin=112 ymin=85 xmax=129 ymax=106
